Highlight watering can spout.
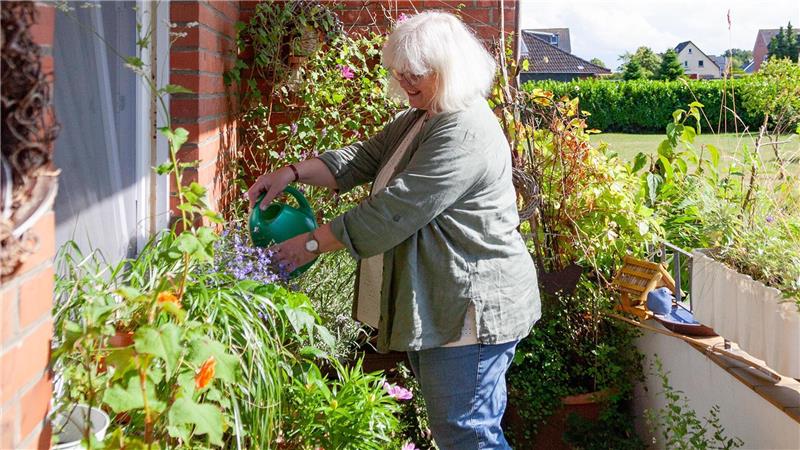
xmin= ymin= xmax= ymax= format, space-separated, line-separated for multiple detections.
xmin=248 ymin=185 xmax=318 ymax=277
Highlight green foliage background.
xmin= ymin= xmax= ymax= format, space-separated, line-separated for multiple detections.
xmin=525 ymin=60 xmax=800 ymax=133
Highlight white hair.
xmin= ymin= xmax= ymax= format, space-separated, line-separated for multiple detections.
xmin=382 ymin=11 xmax=497 ymax=113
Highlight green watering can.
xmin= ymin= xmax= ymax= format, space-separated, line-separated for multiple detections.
xmin=249 ymin=185 xmax=318 ymax=278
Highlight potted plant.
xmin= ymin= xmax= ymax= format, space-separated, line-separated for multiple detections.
xmin=489 ymin=70 xmax=654 ymax=447
xmin=51 ymin=404 xmax=110 ymax=450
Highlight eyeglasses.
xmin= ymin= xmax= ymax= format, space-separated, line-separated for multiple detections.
xmin=390 ymin=68 xmax=427 ymax=86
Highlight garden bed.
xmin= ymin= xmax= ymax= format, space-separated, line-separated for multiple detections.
xmin=692 ymin=250 xmax=800 ymax=378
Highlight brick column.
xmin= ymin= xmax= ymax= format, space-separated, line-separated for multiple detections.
xmin=1 ymin=3 xmax=57 ymax=449
xmin=170 ymin=1 xmax=240 ymax=218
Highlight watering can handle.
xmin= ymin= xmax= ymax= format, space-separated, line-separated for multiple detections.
xmin=253 ymin=185 xmax=313 ymax=215
xmin=282 ymin=185 xmax=314 ymax=215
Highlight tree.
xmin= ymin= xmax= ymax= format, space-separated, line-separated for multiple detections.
xmin=623 ymin=59 xmax=646 ymax=80
xmin=656 ymin=49 xmax=684 ymax=80
xmin=768 ymin=22 xmax=800 ymax=62
xmin=618 ymin=46 xmax=661 ymax=78
xmin=724 ymin=48 xmax=753 ymax=70
xmin=590 ymin=58 xmax=607 ymax=69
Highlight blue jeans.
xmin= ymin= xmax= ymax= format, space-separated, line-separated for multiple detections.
xmin=407 ymin=340 xmax=518 ymax=450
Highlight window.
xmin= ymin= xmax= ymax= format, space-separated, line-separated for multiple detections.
xmin=698 ymin=60 xmax=704 ymax=67
xmin=688 ymin=48 xmax=692 ymax=54
xmin=53 ymin=2 xmax=170 ymax=263
xmin=550 ymin=35 xmax=559 ymax=46
xmin=684 ymin=61 xmax=688 ymax=67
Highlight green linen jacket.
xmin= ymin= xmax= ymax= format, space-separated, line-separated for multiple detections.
xmin=317 ymin=101 xmax=541 ymax=352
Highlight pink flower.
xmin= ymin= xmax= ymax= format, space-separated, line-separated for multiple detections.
xmin=338 ymin=65 xmax=355 ymax=79
xmin=401 ymin=443 xmax=418 ymax=450
xmin=383 ymin=382 xmax=412 ymax=401
xmin=397 ymin=13 xmax=409 ymax=23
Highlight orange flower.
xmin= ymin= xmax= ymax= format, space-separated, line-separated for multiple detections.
xmin=195 ymin=356 xmax=216 ymax=389
xmin=157 ymin=291 xmax=179 ymax=305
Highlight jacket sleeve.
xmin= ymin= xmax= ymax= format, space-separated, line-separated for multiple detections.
xmin=316 ymin=110 xmax=413 ymax=193
xmin=330 ymin=118 xmax=488 ymax=260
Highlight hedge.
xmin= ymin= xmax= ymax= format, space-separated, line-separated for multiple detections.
xmin=521 ymin=75 xmax=794 ymax=134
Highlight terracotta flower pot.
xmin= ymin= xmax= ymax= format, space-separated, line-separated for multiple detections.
xmin=504 ymin=389 xmax=613 ymax=450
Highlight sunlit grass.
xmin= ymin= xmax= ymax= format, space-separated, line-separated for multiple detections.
xmin=591 ymin=133 xmax=800 ymax=173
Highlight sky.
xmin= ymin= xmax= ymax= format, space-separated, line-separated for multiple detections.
xmin=519 ymin=0 xmax=800 ymax=71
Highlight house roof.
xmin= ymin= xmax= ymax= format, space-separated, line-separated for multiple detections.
xmin=674 ymin=40 xmax=721 ymax=70
xmin=520 ymin=31 xmax=610 ymax=75
xmin=711 ymin=55 xmax=728 ymax=70
xmin=522 ymin=28 xmax=571 ymax=53
xmin=757 ymin=29 xmax=781 ymax=47
xmin=675 ymin=41 xmax=691 ymax=53
xmin=742 ymin=60 xmax=755 ymax=73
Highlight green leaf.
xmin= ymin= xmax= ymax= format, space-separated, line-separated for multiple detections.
xmin=631 ymin=152 xmax=648 ymax=172
xmin=646 ymin=173 xmax=662 ymax=204
xmin=196 ymin=226 xmax=217 ymax=247
xmin=167 ymin=398 xmax=224 ymax=446
xmin=155 ymin=162 xmax=174 ymax=175
xmin=158 ymin=300 xmax=186 ymax=322
xmin=125 ymin=56 xmax=144 ymax=69
xmin=134 ymin=323 xmax=182 ymax=375
xmin=681 ymin=125 xmax=696 ymax=143
xmin=315 ymin=324 xmax=335 ymax=350
xmin=103 ymin=372 xmax=166 ymax=413
xmin=105 ymin=347 xmax=137 ymax=376
xmin=299 ymin=345 xmax=328 ymax=360
xmin=161 ymin=127 xmax=190 ymax=154
xmin=189 ymin=337 xmax=239 ymax=384
xmin=706 ymin=144 xmax=720 ymax=168
xmin=658 ymin=138 xmax=674 ymax=158
xmin=658 ymin=155 xmax=674 ymax=181
xmin=174 ymin=233 xmax=202 ymax=257
xmin=163 ymin=84 xmax=194 ymax=95
xmin=202 ymin=210 xmax=224 ymax=224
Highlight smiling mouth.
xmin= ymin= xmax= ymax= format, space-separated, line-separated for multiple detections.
xmin=406 ymin=89 xmax=420 ymax=96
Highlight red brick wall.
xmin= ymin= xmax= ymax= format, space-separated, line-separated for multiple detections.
xmin=753 ymin=37 xmax=768 ymax=72
xmin=0 ymin=4 xmax=56 ymax=448
xmin=170 ymin=1 xmax=240 ymax=218
xmin=332 ymin=0 xmax=518 ymax=50
xmin=235 ymin=0 xmax=517 ymax=180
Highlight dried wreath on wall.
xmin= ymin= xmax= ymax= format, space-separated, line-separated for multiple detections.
xmin=1 ymin=1 xmax=60 ymax=279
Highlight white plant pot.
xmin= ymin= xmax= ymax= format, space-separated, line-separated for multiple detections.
xmin=51 ymin=405 xmax=110 ymax=450
xmin=692 ymin=250 xmax=800 ymax=378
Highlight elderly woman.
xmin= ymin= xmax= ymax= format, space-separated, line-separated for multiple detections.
xmin=248 ymin=11 xmax=540 ymax=450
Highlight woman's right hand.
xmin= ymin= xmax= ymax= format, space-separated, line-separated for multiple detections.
xmin=247 ymin=167 xmax=294 ymax=210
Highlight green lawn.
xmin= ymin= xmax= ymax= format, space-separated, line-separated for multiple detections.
xmin=590 ymin=133 xmax=799 ymax=170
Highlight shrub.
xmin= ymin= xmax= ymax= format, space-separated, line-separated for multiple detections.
xmin=523 ymin=68 xmax=800 ymax=133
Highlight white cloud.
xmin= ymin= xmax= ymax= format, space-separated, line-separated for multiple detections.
xmin=519 ymin=0 xmax=800 ymax=70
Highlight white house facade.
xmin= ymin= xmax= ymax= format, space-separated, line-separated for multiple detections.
xmin=675 ymin=41 xmax=721 ymax=79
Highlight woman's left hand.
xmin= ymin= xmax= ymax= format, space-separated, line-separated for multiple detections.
xmin=270 ymin=232 xmax=316 ymax=272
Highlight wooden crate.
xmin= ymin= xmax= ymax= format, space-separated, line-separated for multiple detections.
xmin=611 ymin=256 xmax=675 ymax=319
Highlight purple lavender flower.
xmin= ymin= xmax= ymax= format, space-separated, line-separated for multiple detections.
xmin=766 ymin=215 xmax=775 ymax=223
xmin=401 ymin=443 xmax=418 ymax=450
xmin=397 ymin=13 xmax=409 ymax=23
xmin=383 ymin=382 xmax=412 ymax=401
xmin=290 ymin=122 xmax=298 ymax=134
xmin=320 ymin=128 xmax=328 ymax=138
xmin=338 ymin=65 xmax=355 ymax=79
xmin=214 ymin=224 xmax=289 ymax=285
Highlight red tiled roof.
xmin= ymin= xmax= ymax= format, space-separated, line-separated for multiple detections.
xmin=520 ymin=32 xmax=610 ymax=75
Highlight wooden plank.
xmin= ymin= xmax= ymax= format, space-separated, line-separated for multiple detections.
xmin=621 ymin=266 xmax=659 ymax=280
xmin=622 ymin=255 xmax=662 ymax=270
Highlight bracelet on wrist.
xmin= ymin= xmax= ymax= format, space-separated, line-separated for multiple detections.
xmin=287 ymin=164 xmax=300 ymax=182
